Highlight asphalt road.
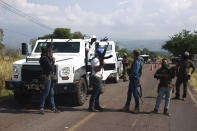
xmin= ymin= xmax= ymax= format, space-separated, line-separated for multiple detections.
xmin=0 ymin=65 xmax=197 ymax=131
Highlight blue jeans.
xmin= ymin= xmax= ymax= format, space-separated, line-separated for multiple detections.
xmin=89 ymin=77 xmax=103 ymax=108
xmin=155 ymin=87 xmax=173 ymax=110
xmin=40 ymin=76 xmax=56 ymax=109
xmin=126 ymin=79 xmax=139 ymax=108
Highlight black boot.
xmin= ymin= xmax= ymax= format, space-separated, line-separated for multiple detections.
xmin=95 ymin=106 xmax=104 ymax=111
xmin=88 ymin=107 xmax=97 ymax=112
xmin=172 ymin=96 xmax=180 ymax=100
xmin=153 ymin=108 xmax=158 ymax=113
xmin=163 ymin=108 xmax=171 ymax=116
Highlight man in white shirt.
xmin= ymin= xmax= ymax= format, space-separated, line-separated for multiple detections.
xmin=88 ymin=48 xmax=105 ymax=112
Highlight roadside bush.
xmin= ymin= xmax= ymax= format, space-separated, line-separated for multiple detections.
xmin=0 ymin=57 xmax=16 ymax=97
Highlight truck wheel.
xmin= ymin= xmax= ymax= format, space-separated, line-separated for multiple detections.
xmin=75 ymin=78 xmax=87 ymax=106
xmin=114 ymin=72 xmax=119 ymax=83
xmin=14 ymin=87 xmax=32 ymax=104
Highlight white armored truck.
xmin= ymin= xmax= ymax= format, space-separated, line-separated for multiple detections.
xmin=6 ymin=38 xmax=122 ymax=105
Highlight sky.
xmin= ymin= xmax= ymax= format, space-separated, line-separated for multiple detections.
xmin=0 ymin=0 xmax=197 ymax=48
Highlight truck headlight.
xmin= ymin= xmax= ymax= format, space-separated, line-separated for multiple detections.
xmin=13 ymin=65 xmax=19 ymax=74
xmin=60 ymin=67 xmax=70 ymax=76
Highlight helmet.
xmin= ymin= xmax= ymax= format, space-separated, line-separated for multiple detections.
xmin=97 ymin=48 xmax=103 ymax=54
xmin=123 ymin=53 xmax=127 ymax=56
xmin=184 ymin=51 xmax=189 ymax=56
xmin=92 ymin=35 xmax=96 ymax=39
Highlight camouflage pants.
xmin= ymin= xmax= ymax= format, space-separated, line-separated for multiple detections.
xmin=175 ymin=77 xmax=188 ymax=98
xmin=123 ymin=66 xmax=128 ymax=81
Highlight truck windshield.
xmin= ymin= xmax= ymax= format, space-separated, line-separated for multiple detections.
xmin=99 ymin=45 xmax=112 ymax=51
xmin=34 ymin=42 xmax=80 ymax=53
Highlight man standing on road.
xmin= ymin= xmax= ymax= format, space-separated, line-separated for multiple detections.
xmin=39 ymin=47 xmax=59 ymax=114
xmin=173 ymin=51 xmax=196 ymax=100
xmin=88 ymin=48 xmax=105 ymax=112
xmin=122 ymin=53 xmax=129 ymax=81
xmin=153 ymin=58 xmax=176 ymax=116
xmin=122 ymin=50 xmax=142 ymax=113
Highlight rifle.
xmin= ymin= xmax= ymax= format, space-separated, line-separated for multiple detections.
xmin=48 ymin=36 xmax=57 ymax=82
xmin=98 ymin=37 xmax=112 ymax=66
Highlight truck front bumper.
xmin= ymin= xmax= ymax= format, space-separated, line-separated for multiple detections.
xmin=6 ymin=80 xmax=21 ymax=90
xmin=5 ymin=80 xmax=79 ymax=94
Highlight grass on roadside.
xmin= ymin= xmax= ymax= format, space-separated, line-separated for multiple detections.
xmin=0 ymin=56 xmax=17 ymax=99
xmin=190 ymin=70 xmax=197 ymax=89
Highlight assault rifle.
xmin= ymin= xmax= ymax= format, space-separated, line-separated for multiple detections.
xmin=98 ymin=37 xmax=112 ymax=66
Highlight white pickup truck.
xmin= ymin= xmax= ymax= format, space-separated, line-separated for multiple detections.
xmin=5 ymin=38 xmax=122 ymax=105
xmin=96 ymin=41 xmax=123 ymax=83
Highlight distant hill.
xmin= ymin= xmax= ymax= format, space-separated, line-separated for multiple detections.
xmin=116 ymin=40 xmax=167 ymax=52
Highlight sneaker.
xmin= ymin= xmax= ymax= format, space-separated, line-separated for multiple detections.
xmin=95 ymin=106 xmax=104 ymax=111
xmin=40 ymin=108 xmax=44 ymax=115
xmin=51 ymin=108 xmax=60 ymax=113
xmin=88 ymin=107 xmax=97 ymax=112
xmin=132 ymin=107 xmax=140 ymax=114
xmin=172 ymin=96 xmax=180 ymax=100
xmin=152 ymin=108 xmax=158 ymax=113
xmin=122 ymin=105 xmax=130 ymax=112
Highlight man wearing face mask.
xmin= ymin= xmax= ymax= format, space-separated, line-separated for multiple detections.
xmin=173 ymin=51 xmax=195 ymax=100
xmin=153 ymin=58 xmax=176 ymax=116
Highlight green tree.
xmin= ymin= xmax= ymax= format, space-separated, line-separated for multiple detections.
xmin=0 ymin=29 xmax=5 ymax=56
xmin=0 ymin=29 xmax=3 ymax=42
xmin=162 ymin=30 xmax=197 ymax=56
xmin=72 ymin=32 xmax=84 ymax=39
xmin=53 ymin=28 xmax=72 ymax=39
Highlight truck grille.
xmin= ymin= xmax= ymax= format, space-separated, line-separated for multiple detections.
xmin=22 ymin=65 xmax=56 ymax=82
xmin=22 ymin=65 xmax=42 ymax=82
xmin=104 ymin=64 xmax=115 ymax=71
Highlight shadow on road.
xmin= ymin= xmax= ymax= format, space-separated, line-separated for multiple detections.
xmin=144 ymin=96 xmax=157 ymax=99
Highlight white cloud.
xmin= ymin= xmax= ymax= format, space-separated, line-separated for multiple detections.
xmin=119 ymin=0 xmax=129 ymax=5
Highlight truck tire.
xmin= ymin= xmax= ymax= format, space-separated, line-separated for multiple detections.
xmin=114 ymin=70 xmax=119 ymax=83
xmin=74 ymin=78 xmax=87 ymax=106
xmin=14 ymin=87 xmax=32 ymax=104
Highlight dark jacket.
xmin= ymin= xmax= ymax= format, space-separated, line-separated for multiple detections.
xmin=39 ymin=54 xmax=54 ymax=75
xmin=154 ymin=66 xmax=176 ymax=87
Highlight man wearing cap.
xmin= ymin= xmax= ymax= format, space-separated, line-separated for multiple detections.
xmin=122 ymin=53 xmax=129 ymax=81
xmin=88 ymin=48 xmax=105 ymax=112
xmin=122 ymin=50 xmax=143 ymax=113
xmin=173 ymin=51 xmax=196 ymax=100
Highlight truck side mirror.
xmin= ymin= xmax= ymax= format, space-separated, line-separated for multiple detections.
xmin=21 ymin=43 xmax=28 ymax=55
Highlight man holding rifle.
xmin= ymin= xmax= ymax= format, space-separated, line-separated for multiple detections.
xmin=88 ymin=47 xmax=105 ymax=112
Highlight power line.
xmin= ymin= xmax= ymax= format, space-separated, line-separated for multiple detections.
xmin=0 ymin=0 xmax=53 ymax=31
